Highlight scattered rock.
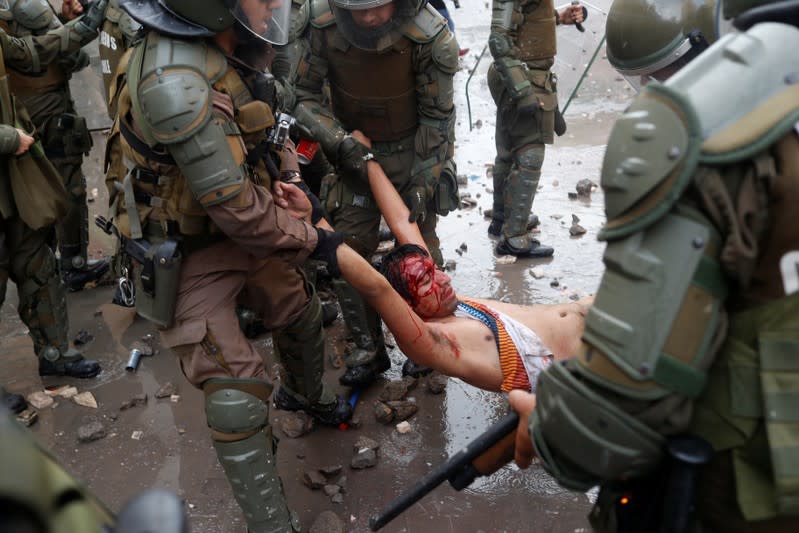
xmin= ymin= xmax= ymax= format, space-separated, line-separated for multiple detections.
xmin=459 ymin=196 xmax=478 ymax=208
xmin=320 ymin=464 xmax=343 ymax=477
xmin=73 ymin=391 xmax=98 ymax=409
xmin=27 ymin=391 xmax=54 ymax=410
xmin=569 ymin=214 xmax=587 ymax=236
xmin=131 ymin=430 xmax=143 ymax=440
xmin=120 ymin=394 xmax=148 ymax=411
xmin=496 ymin=255 xmax=517 ymax=265
xmin=551 ymin=180 xmax=559 ymax=187
xmin=310 ymin=511 xmax=345 ymax=533
xmin=78 ymin=421 xmax=106 ymax=443
xmin=331 ymin=493 xmax=344 ymax=504
xmin=530 ymin=267 xmax=546 ymax=279
xmin=280 ymin=411 xmax=315 ymax=438
xmin=73 ymin=329 xmax=94 ymax=347
xmin=170 ymin=394 xmax=180 ymax=403
xmin=374 ymin=402 xmax=394 ymax=424
xmin=459 ymin=243 xmax=468 ymax=252
xmin=379 ymin=378 xmax=415 ymax=402
xmin=456 ymin=174 xmax=469 ymax=186
xmin=303 ymin=470 xmax=327 ymax=489
xmin=575 ymin=179 xmax=596 ymax=196
xmin=155 ymin=382 xmax=176 ymax=399
xmin=386 ymin=400 xmax=418 ymax=422
xmin=130 ymin=340 xmax=154 ymax=357
xmin=568 ymin=192 xmax=578 ymax=200
xmin=351 ymin=447 xmax=378 ymax=469
xmin=16 ymin=408 xmax=37 ymax=427
xmin=46 ymin=385 xmax=78 ymax=398
xmin=353 ymin=435 xmax=380 ymax=453
xmin=396 ymin=421 xmax=412 ymax=434
xmin=335 ymin=475 xmax=348 ymax=492
xmin=550 ymin=279 xmax=560 ymax=288
xmin=109 ymin=413 xmax=118 ymax=421
xmin=474 ymin=119 xmax=483 ymax=128
xmin=323 ymin=484 xmax=341 ymax=497
xmin=443 ymin=259 xmax=457 ymax=272
xmin=426 ymin=372 xmax=448 ymax=394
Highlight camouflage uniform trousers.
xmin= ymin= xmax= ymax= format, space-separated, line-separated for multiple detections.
xmin=0 ymin=215 xmax=70 ymax=358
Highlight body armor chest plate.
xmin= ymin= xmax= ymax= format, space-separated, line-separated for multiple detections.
xmin=516 ymin=0 xmax=557 ymax=62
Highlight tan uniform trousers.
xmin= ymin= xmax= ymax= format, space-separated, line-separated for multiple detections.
xmin=159 ymin=239 xmax=311 ymax=388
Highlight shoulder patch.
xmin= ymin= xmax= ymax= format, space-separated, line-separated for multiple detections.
xmin=309 ymin=0 xmax=335 ymax=28
xmin=665 ymin=23 xmax=799 ymax=164
xmin=401 ymin=3 xmax=446 ymax=44
xmin=598 ymin=84 xmax=702 ymax=241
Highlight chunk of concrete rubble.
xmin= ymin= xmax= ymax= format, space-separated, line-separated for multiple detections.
xmin=129 ymin=340 xmax=154 ymax=357
xmin=426 ymin=372 xmax=448 ymax=394
xmin=575 ymin=179 xmax=596 ymax=196
xmin=73 ymin=329 xmax=94 ymax=347
xmin=73 ymin=391 xmax=98 ymax=409
xmin=496 ymin=255 xmax=517 ymax=265
xmin=569 ymin=214 xmax=587 ymax=236
xmin=16 ymin=408 xmax=37 ymax=427
xmin=320 ymin=464 xmax=343 ymax=477
xmin=120 ymin=394 xmax=147 ymax=411
xmin=351 ymin=447 xmax=378 ymax=469
xmin=353 ymin=435 xmax=380 ymax=452
xmin=155 ymin=382 xmax=176 ymax=398
xmin=323 ymin=484 xmax=340 ymax=497
xmin=374 ymin=401 xmax=394 ymax=424
xmin=443 ymin=259 xmax=457 ymax=271
xmin=386 ymin=400 xmax=418 ymax=422
xmin=27 ymin=391 xmax=54 ymax=410
xmin=331 ymin=493 xmax=344 ymax=504
xmin=530 ymin=267 xmax=546 ymax=279
xmin=46 ymin=385 xmax=78 ymax=398
xmin=303 ymin=470 xmax=327 ymax=489
xmin=379 ymin=377 xmax=416 ymax=402
xmin=77 ymin=421 xmax=106 ymax=443
xmin=396 ymin=421 xmax=412 ymax=434
xmin=279 ymin=411 xmax=315 ymax=438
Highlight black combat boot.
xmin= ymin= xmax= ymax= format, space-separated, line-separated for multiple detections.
xmin=339 ymin=346 xmax=391 ymax=387
xmin=38 ymin=348 xmax=101 ymax=378
xmin=496 ymin=236 xmax=554 ymax=258
xmin=272 ymin=387 xmax=353 ymax=426
xmin=62 ymin=258 xmax=111 ymax=292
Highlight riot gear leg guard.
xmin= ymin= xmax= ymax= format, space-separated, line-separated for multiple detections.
xmin=272 ymin=290 xmax=352 ymax=426
xmin=496 ymin=144 xmax=554 ymax=258
xmin=203 ymin=378 xmax=296 ymax=533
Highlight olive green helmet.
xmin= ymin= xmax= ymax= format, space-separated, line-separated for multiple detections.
xmin=606 ymin=0 xmax=716 ymax=90
xmin=121 ymin=0 xmax=290 ymax=43
xmin=330 ymin=0 xmax=424 ymax=50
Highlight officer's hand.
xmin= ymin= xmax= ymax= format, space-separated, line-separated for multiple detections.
xmin=15 ymin=129 xmax=34 ymax=155
xmin=76 ymin=0 xmax=109 ymax=35
xmin=508 ymin=390 xmax=537 ymax=469
xmin=559 ymin=4 xmax=585 ymax=25
xmin=62 ymin=0 xmax=83 ymax=20
xmin=273 ymin=182 xmax=312 ymax=222
xmin=311 ymin=228 xmax=345 ymax=277
xmin=337 ymin=135 xmax=372 ymax=182
xmin=403 ymin=185 xmax=427 ymax=224
xmin=278 ymin=138 xmax=300 ymax=174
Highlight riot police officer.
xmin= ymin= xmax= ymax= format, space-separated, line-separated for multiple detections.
xmin=0 ymin=0 xmax=111 ymax=291
xmin=0 ymin=2 xmax=106 ymax=381
xmin=294 ymin=0 xmax=459 ymax=386
xmin=114 ymin=0 xmax=351 ymax=528
xmin=606 ymin=0 xmax=717 ymax=91
xmin=509 ymin=1 xmax=799 ymax=531
xmin=486 ymin=0 xmax=583 ymax=258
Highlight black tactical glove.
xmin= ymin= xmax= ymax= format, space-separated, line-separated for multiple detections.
xmin=72 ymin=0 xmax=109 ymax=38
xmin=336 ymin=135 xmax=373 ymax=182
xmin=403 ymin=185 xmax=427 ymax=224
xmin=311 ymin=228 xmax=345 ymax=277
xmin=285 ymin=177 xmax=325 ymax=224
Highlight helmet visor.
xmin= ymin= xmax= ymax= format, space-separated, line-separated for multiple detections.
xmin=617 ymin=32 xmax=708 ymax=92
xmin=232 ymin=0 xmax=291 ymax=45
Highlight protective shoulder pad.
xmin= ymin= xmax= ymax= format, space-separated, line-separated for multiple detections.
xmin=598 ymin=83 xmax=702 ymax=241
xmin=289 ymin=0 xmax=310 ymax=41
xmin=130 ymin=33 xmax=225 ymax=145
xmin=309 ymin=0 xmax=335 ymax=29
xmin=401 ymin=3 xmax=446 ymax=44
xmin=664 ymin=22 xmax=799 ymax=164
xmin=430 ymin=24 xmax=459 ymax=74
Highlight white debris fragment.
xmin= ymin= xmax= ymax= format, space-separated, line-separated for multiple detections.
xmin=396 ymin=421 xmax=412 ymax=434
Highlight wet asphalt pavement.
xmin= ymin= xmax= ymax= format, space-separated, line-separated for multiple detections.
xmin=0 ymin=3 xmax=637 ymax=532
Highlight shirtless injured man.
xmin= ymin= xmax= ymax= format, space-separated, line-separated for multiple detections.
xmin=276 ymin=131 xmax=591 ymax=393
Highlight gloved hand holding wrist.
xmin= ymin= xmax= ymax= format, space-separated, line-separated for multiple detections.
xmin=336 ymin=135 xmax=373 ymax=182
xmin=403 ymin=184 xmax=427 ymax=224
xmin=311 ymin=228 xmax=345 ymax=277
